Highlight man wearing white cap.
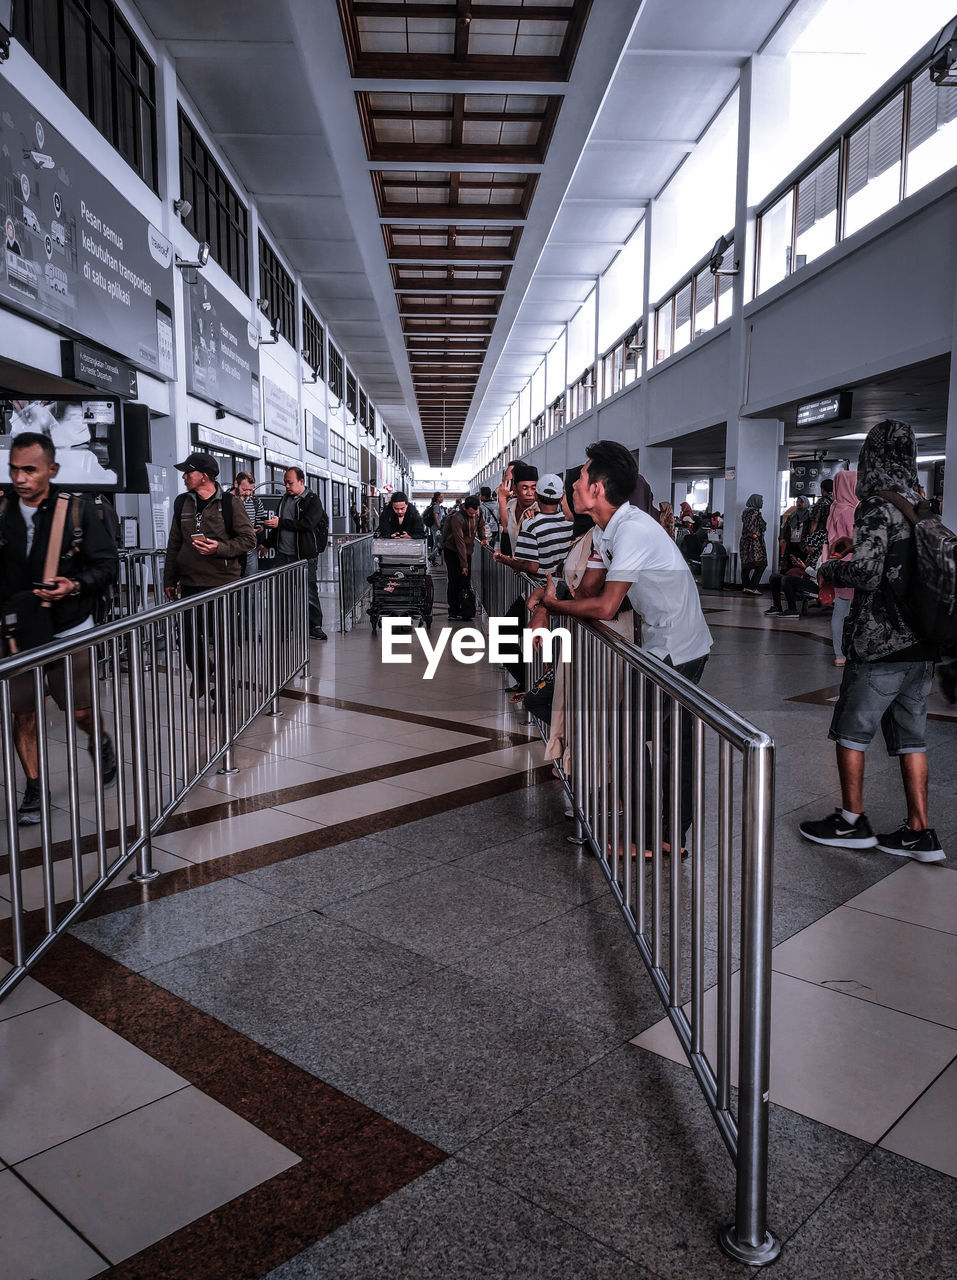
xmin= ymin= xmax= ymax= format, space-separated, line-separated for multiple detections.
xmin=493 ymin=473 xmax=573 ymax=582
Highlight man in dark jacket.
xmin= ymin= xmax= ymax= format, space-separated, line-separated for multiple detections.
xmin=442 ymin=495 xmax=487 ymax=619
xmin=800 ymin=420 xmax=943 ymax=862
xmin=164 ymin=452 xmax=256 ymax=694
xmin=377 ymin=492 xmax=426 ymax=540
xmin=1 ymin=431 xmax=119 ymax=823
xmin=263 ymin=466 xmax=329 ymax=640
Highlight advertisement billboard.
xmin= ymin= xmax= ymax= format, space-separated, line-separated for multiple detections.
xmin=0 ymin=77 xmax=175 ymax=376
xmin=184 ymin=275 xmax=260 ymax=422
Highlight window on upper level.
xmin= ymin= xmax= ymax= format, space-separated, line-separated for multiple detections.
xmin=301 ymin=302 xmax=325 ymax=380
xmin=16 ymin=0 xmax=159 ymax=192
xmin=180 ymin=110 xmax=249 ymax=290
xmin=258 ymin=234 xmax=296 ymax=346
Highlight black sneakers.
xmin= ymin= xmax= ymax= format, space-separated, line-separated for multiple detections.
xmin=17 ymin=777 xmax=43 ymax=826
xmin=89 ymin=732 xmax=117 ymax=785
xmin=309 ymin=627 xmax=328 ymax=640
xmin=799 ymin=809 xmax=878 ymax=849
xmin=876 ymin=821 xmax=945 ymax=863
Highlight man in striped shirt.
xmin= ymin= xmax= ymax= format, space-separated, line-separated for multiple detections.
xmin=231 ymin=471 xmax=267 ymax=577
xmin=494 ymin=474 xmax=573 ymax=582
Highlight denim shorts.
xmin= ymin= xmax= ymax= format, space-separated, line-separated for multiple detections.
xmin=828 ymin=660 xmax=935 ymax=755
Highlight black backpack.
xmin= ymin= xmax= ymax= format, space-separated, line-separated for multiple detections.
xmin=879 ymin=490 xmax=957 ymax=648
xmin=173 ymin=488 xmax=236 ymax=538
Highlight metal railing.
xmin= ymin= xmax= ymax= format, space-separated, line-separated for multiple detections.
xmin=473 ymin=547 xmax=780 ymax=1265
xmin=337 ymin=533 xmax=375 ymax=632
xmin=111 ymin=549 xmax=166 ymax=619
xmin=0 ymin=562 xmax=309 ymax=1004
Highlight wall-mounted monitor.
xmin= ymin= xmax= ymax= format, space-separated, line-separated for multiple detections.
xmin=1 ymin=397 xmax=124 ymax=490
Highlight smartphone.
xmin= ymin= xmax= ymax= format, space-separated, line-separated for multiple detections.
xmin=33 ymin=581 xmax=56 ymax=590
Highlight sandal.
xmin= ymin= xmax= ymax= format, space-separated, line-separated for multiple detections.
xmin=508 ymin=689 xmax=527 ymax=703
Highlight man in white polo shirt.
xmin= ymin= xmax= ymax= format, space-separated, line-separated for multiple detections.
xmin=541 ymin=440 xmax=713 ymax=855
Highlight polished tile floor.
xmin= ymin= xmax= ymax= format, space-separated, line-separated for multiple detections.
xmin=1 ymin=577 xmax=955 ymax=1279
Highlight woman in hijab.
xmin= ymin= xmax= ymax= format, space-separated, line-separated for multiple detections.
xmin=658 ymin=500 xmax=675 ymax=539
xmin=739 ymin=494 xmax=767 ymax=593
xmin=824 ymin=470 xmax=858 ymax=666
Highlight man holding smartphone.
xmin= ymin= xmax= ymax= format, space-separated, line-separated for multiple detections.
xmin=1 ymin=432 xmax=119 ymax=823
xmin=164 ymin=453 xmax=256 ymax=695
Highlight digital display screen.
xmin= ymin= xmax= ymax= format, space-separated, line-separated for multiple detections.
xmin=1 ymin=398 xmax=124 ymax=490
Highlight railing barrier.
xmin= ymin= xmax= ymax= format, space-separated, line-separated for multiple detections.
xmin=473 ymin=546 xmax=780 ymax=1266
xmin=0 ymin=561 xmax=309 ymax=1004
xmin=337 ymin=534 xmax=375 ymax=632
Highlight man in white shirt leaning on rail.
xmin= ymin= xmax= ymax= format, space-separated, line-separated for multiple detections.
xmin=537 ymin=440 xmax=713 ymax=859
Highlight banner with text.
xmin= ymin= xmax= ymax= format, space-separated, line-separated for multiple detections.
xmin=262 ymin=377 xmax=300 ymax=446
xmin=0 ymin=77 xmax=175 ymax=376
xmin=184 ymin=275 xmax=260 ymax=422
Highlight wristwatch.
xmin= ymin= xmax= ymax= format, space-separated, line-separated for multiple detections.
xmin=69 ymin=580 xmax=81 ymax=596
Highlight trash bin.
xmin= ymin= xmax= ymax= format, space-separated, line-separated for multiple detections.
xmin=700 ymin=540 xmax=729 ymax=590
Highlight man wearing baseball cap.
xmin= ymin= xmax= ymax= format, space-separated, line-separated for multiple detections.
xmin=494 ymin=473 xmax=573 ymax=582
xmin=493 ymin=472 xmax=574 ymax=695
xmin=164 ymin=453 xmax=255 ymax=698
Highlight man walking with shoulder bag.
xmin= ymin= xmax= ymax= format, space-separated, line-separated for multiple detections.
xmin=1 ymin=432 xmax=119 ymax=823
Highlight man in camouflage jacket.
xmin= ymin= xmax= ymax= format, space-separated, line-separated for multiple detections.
xmin=799 ymin=420 xmax=943 ymax=863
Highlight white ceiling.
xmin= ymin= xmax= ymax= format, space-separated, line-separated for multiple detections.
xmin=134 ymin=0 xmax=805 ymax=467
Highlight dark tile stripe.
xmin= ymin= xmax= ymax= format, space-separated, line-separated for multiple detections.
xmin=788 ymin=685 xmax=956 ymax=723
xmin=30 ymin=935 xmax=445 ymax=1280
xmin=0 ymin=766 xmax=557 ymax=945
xmin=0 ymin=708 xmax=537 ymax=875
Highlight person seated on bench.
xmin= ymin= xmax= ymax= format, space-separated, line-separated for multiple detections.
xmin=765 ymin=521 xmax=828 ymax=617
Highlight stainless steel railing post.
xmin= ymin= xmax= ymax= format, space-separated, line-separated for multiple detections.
xmin=128 ymin=626 xmax=160 ymax=883
xmin=719 ymin=740 xmax=780 ymax=1265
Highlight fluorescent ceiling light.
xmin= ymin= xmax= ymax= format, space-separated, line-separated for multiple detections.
xmin=917 ymin=454 xmax=947 ymax=462
xmin=831 ymin=432 xmax=939 ymax=441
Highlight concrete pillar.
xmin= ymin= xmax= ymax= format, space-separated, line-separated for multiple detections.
xmin=725 ymin=418 xmax=783 ymax=580
xmin=639 ymin=445 xmax=672 ymax=510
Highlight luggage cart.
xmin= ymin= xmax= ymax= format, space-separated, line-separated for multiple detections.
xmin=368 ymin=538 xmax=433 ymax=633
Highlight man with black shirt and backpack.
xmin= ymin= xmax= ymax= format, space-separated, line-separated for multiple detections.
xmin=1 ymin=432 xmax=119 ymax=823
xmin=800 ymin=420 xmax=945 ymax=863
xmin=164 ymin=452 xmax=256 ymax=695
xmin=263 ymin=466 xmax=329 ymax=640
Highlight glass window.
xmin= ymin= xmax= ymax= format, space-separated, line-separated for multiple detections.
xmin=844 ymin=92 xmax=905 ymax=238
xmin=795 ymin=148 xmax=840 ymax=268
xmin=331 ymin=480 xmax=345 ymax=518
xmin=654 ymin=296 xmax=674 ymax=364
xmin=302 ymin=303 xmax=325 ymax=380
xmin=566 ymin=289 xmax=596 ymax=385
xmin=258 ymin=234 xmax=296 ymax=347
xmin=756 ymin=190 xmax=794 ymax=295
xmin=180 ymin=110 xmax=249 ymax=290
xmin=330 ymin=432 xmax=346 ymax=467
xmin=906 ymin=69 xmax=957 ymax=197
xmin=693 ymin=268 xmax=715 ymax=338
xmin=545 ymin=332 xmax=566 ymax=406
xmin=16 ymin=0 xmax=158 ymax=191
xmin=328 ymin=345 xmax=344 ymax=400
xmin=673 ymin=282 xmax=693 ymax=354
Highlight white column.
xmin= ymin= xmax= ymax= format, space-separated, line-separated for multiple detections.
xmin=725 ymin=418 xmax=783 ymax=579
xmin=639 ymin=445 xmax=673 ymax=510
